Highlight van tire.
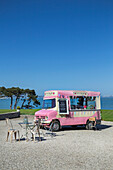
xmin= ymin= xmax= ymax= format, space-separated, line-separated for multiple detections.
xmin=86 ymin=122 xmax=93 ymax=130
xmin=50 ymin=120 xmax=60 ymax=132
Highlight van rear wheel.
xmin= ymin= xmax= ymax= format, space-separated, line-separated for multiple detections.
xmin=86 ymin=122 xmax=93 ymax=130
xmin=50 ymin=121 xmax=60 ymax=132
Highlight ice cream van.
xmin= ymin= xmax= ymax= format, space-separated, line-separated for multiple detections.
xmin=35 ymin=90 xmax=101 ymax=131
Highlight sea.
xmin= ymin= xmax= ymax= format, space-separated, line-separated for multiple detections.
xmin=0 ymin=97 xmax=113 ymax=110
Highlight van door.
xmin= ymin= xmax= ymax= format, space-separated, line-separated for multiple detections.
xmin=58 ymin=99 xmax=69 ymax=115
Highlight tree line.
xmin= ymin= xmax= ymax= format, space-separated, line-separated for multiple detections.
xmin=0 ymin=87 xmax=40 ymax=109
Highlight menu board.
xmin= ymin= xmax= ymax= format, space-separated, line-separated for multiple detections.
xmin=59 ymin=99 xmax=67 ymax=113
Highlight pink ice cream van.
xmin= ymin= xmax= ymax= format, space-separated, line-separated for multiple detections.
xmin=35 ymin=90 xmax=101 ymax=131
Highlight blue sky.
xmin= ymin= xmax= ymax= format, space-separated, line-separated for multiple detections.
xmin=0 ymin=0 xmax=113 ymax=96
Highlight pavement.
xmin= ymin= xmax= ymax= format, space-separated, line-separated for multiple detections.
xmin=0 ymin=115 xmax=113 ymax=170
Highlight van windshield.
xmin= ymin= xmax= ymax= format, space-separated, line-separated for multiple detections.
xmin=43 ymin=99 xmax=56 ymax=109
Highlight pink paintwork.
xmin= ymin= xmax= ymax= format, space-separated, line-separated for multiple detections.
xmin=35 ymin=109 xmax=57 ymax=120
xmin=35 ymin=90 xmax=101 ymax=127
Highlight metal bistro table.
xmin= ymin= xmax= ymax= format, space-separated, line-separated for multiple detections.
xmin=18 ymin=121 xmax=32 ymax=141
xmin=18 ymin=117 xmax=41 ymax=141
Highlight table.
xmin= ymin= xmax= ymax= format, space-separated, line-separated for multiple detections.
xmin=18 ymin=119 xmax=53 ymax=141
xmin=18 ymin=122 xmax=32 ymax=141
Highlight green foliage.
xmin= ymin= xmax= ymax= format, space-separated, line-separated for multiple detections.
xmin=17 ymin=106 xmax=20 ymax=109
xmin=0 ymin=109 xmax=113 ymax=120
xmin=22 ymin=89 xmax=40 ymax=109
xmin=101 ymin=110 xmax=113 ymax=121
xmin=20 ymin=109 xmax=40 ymax=115
xmin=0 ymin=109 xmax=40 ymax=115
xmin=10 ymin=87 xmax=25 ymax=109
xmin=0 ymin=86 xmax=40 ymax=110
xmin=0 ymin=87 xmax=13 ymax=97
xmin=0 ymin=109 xmax=16 ymax=114
xmin=0 ymin=86 xmax=14 ymax=109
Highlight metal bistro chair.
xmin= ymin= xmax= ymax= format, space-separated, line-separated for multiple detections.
xmin=40 ymin=121 xmax=55 ymax=138
xmin=6 ymin=118 xmax=20 ymax=142
xmin=30 ymin=118 xmax=41 ymax=142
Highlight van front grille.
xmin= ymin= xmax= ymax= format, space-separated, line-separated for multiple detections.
xmin=36 ymin=116 xmax=45 ymax=119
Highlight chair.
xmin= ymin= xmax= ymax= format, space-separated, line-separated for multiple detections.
xmin=40 ymin=121 xmax=55 ymax=138
xmin=30 ymin=118 xmax=41 ymax=142
xmin=6 ymin=118 xmax=20 ymax=142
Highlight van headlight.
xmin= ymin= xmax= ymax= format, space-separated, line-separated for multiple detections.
xmin=45 ymin=116 xmax=48 ymax=120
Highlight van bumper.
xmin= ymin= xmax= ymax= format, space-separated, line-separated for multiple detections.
xmin=41 ymin=120 xmax=51 ymax=124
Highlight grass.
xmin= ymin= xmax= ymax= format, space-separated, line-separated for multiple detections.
xmin=0 ymin=109 xmax=113 ymax=122
xmin=101 ymin=110 xmax=113 ymax=122
xmin=20 ymin=109 xmax=40 ymax=115
xmin=0 ymin=109 xmax=40 ymax=115
xmin=0 ymin=109 xmax=16 ymax=114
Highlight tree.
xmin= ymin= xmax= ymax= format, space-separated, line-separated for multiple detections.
xmin=0 ymin=87 xmax=4 ymax=98
xmin=0 ymin=87 xmax=14 ymax=109
xmin=12 ymin=87 xmax=24 ymax=109
xmin=21 ymin=89 xmax=33 ymax=109
xmin=22 ymin=89 xmax=40 ymax=109
xmin=20 ymin=88 xmax=28 ymax=109
xmin=0 ymin=86 xmax=40 ymax=109
xmin=27 ymin=89 xmax=40 ymax=109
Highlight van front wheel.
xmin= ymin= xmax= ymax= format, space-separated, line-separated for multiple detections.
xmin=50 ymin=121 xmax=60 ymax=132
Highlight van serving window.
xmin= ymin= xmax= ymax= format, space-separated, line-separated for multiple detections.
xmin=70 ymin=96 xmax=96 ymax=110
xmin=87 ymin=96 xmax=96 ymax=109
xmin=70 ymin=96 xmax=84 ymax=109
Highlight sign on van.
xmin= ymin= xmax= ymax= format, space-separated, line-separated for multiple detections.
xmin=73 ymin=91 xmax=88 ymax=96
xmin=45 ymin=91 xmax=58 ymax=97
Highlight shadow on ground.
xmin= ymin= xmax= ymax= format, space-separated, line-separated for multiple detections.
xmin=17 ymin=137 xmax=47 ymax=142
xmin=96 ymin=124 xmax=112 ymax=131
xmin=17 ymin=132 xmax=59 ymax=142
xmin=61 ymin=124 xmax=112 ymax=131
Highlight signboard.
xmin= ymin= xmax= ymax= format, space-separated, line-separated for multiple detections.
xmin=59 ymin=100 xmax=67 ymax=113
xmin=44 ymin=91 xmax=58 ymax=97
xmin=73 ymin=91 xmax=88 ymax=96
xmin=59 ymin=99 xmax=69 ymax=114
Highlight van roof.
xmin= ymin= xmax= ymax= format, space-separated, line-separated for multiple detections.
xmin=44 ymin=90 xmax=100 ymax=98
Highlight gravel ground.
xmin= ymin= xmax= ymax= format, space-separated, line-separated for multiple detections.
xmin=0 ymin=116 xmax=113 ymax=170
